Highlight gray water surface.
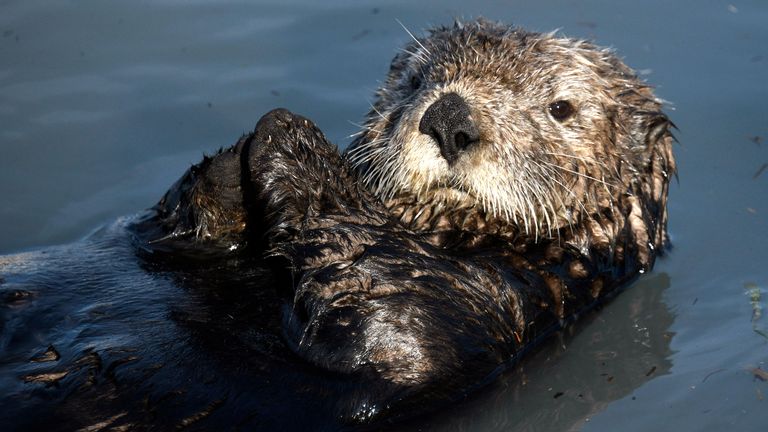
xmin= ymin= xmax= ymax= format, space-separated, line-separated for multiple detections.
xmin=2 ymin=0 xmax=767 ymax=430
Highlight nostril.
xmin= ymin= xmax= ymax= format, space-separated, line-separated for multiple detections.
xmin=428 ymin=127 xmax=444 ymax=147
xmin=454 ymin=131 xmax=470 ymax=151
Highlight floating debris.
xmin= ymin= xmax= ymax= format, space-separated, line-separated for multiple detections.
xmin=753 ymin=163 xmax=767 ymax=179
xmin=746 ymin=282 xmax=768 ymax=340
xmin=351 ymin=29 xmax=371 ymax=41
xmin=702 ymin=368 xmax=725 ymax=383
xmin=747 ymin=282 xmax=762 ymax=322
xmin=576 ymin=21 xmax=598 ymax=29
xmin=749 ymin=367 xmax=768 ymax=382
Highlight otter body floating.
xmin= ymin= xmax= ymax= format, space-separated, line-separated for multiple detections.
xmin=0 ymin=19 xmax=674 ymax=430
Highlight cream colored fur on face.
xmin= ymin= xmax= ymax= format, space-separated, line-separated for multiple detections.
xmin=346 ymin=19 xmax=675 ymax=267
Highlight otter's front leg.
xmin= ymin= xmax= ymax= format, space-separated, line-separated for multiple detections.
xmin=139 ymin=110 xmax=505 ymax=420
xmin=243 ymin=109 xmax=382 ymax=245
xmin=134 ymin=109 xmax=373 ymax=253
xmin=131 ymin=133 xmax=251 ymax=252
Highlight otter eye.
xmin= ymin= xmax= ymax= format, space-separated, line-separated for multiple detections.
xmin=548 ymin=100 xmax=575 ymax=121
xmin=410 ymin=75 xmax=422 ymax=90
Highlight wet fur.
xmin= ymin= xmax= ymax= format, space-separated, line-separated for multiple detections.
xmin=347 ymin=19 xmax=675 ymax=268
xmin=0 ymin=19 xmax=674 ymax=430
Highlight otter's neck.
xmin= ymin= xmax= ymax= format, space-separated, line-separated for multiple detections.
xmin=383 ymin=190 xmax=666 ymax=275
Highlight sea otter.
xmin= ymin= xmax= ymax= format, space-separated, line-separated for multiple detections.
xmin=0 ymin=19 xmax=674 ymax=430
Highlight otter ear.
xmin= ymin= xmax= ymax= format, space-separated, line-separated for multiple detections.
xmin=630 ymin=108 xmax=676 ymax=253
xmin=627 ymin=109 xmax=676 ymax=181
xmin=628 ymin=109 xmax=675 ymax=154
xmin=644 ymin=112 xmax=675 ymax=149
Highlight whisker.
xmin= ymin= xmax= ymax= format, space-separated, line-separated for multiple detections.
xmin=396 ymin=19 xmax=431 ymax=55
xmin=541 ymin=161 xmax=616 ymax=188
xmin=538 ymin=163 xmax=590 ymax=216
xmin=543 ymin=151 xmax=609 ymax=168
xmin=347 ymin=120 xmax=385 ymax=135
xmin=372 ymin=109 xmax=389 ymax=124
xmin=399 ymin=48 xmax=429 ymax=65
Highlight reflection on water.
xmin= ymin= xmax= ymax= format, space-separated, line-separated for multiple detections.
xmin=2 ymin=0 xmax=767 ymax=430
xmin=399 ymin=273 xmax=674 ymax=432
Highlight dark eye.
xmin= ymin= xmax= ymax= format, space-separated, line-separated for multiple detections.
xmin=410 ymin=74 xmax=422 ymax=90
xmin=548 ymin=100 xmax=575 ymax=121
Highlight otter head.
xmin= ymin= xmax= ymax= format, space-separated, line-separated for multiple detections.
xmin=346 ymin=19 xmax=675 ymax=266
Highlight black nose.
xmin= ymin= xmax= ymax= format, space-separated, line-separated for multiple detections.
xmin=419 ymin=93 xmax=480 ymax=164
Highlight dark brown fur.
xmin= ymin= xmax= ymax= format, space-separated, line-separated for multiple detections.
xmin=135 ymin=19 xmax=675 ymax=422
xmin=0 ymin=19 xmax=675 ymax=429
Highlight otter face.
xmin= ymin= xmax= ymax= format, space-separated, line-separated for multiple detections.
xmin=347 ymin=19 xmax=674 ymax=242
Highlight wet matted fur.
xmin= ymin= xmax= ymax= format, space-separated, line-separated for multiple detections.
xmin=0 ymin=19 xmax=674 ymax=430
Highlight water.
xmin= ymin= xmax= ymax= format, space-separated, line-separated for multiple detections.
xmin=1 ymin=0 xmax=767 ymax=430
